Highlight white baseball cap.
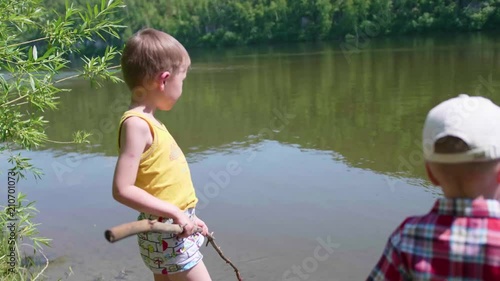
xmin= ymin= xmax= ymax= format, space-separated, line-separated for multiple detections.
xmin=423 ymin=94 xmax=500 ymax=163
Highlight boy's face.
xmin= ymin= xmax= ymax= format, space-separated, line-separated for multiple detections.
xmin=156 ymin=67 xmax=188 ymax=111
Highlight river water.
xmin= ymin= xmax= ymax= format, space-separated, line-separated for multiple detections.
xmin=6 ymin=32 xmax=500 ymax=281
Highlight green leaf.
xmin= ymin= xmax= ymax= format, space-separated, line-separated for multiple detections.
xmin=28 ymin=46 xmax=33 ymax=61
xmin=29 ymin=76 xmax=35 ymax=91
xmin=32 ymin=45 xmax=38 ymax=61
xmin=86 ymin=2 xmax=93 ymax=17
xmin=39 ymin=47 xmax=55 ymax=61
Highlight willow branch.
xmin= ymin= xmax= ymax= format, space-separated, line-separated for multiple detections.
xmin=3 ymin=65 xmax=121 ymax=107
xmin=3 ymin=37 xmax=49 ymax=50
xmin=4 ymin=93 xmax=29 ymax=106
xmin=54 ymin=65 xmax=121 ymax=84
xmin=10 ymin=101 xmax=28 ymax=107
xmin=54 ymin=73 xmax=81 ymax=84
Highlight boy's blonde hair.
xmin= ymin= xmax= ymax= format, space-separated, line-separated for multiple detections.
xmin=431 ymin=136 xmax=499 ymax=174
xmin=121 ymin=28 xmax=191 ymax=90
xmin=433 ymin=136 xmax=469 ymax=154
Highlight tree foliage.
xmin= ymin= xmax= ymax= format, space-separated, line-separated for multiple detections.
xmin=46 ymin=0 xmax=500 ymax=48
xmin=0 ymin=0 xmax=124 ymax=279
xmin=1 ymin=0 xmax=124 ymax=176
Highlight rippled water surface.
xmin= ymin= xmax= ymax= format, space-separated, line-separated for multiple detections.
xmin=5 ymin=32 xmax=500 ymax=281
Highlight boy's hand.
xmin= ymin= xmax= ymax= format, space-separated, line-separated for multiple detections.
xmin=194 ymin=216 xmax=209 ymax=236
xmin=173 ymin=211 xmax=196 ymax=238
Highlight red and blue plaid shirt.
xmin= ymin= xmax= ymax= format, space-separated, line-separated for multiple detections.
xmin=367 ymin=197 xmax=500 ymax=281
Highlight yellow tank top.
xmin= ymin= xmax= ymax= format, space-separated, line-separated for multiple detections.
xmin=118 ymin=110 xmax=198 ymax=210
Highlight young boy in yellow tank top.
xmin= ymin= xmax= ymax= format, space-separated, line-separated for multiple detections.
xmin=112 ymin=28 xmax=212 ymax=281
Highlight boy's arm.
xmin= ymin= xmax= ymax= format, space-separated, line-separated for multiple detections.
xmin=366 ymin=227 xmax=410 ymax=281
xmin=112 ymin=117 xmax=194 ymax=237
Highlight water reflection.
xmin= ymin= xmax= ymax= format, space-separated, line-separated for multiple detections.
xmin=11 ymin=33 xmax=500 ymax=280
xmin=41 ymin=32 xmax=500 ymax=187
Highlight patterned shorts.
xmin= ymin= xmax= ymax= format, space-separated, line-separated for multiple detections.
xmin=137 ymin=208 xmax=204 ymax=275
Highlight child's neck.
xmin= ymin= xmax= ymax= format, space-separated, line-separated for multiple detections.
xmin=130 ymin=86 xmax=158 ymax=115
xmin=129 ymin=103 xmax=156 ymax=116
xmin=442 ymin=183 xmax=500 ymax=200
xmin=127 ymin=104 xmax=165 ymax=128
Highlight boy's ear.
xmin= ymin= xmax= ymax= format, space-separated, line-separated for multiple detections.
xmin=159 ymin=71 xmax=171 ymax=87
xmin=425 ymin=162 xmax=440 ymax=186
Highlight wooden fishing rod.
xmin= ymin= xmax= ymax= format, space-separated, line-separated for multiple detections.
xmin=105 ymin=219 xmax=243 ymax=281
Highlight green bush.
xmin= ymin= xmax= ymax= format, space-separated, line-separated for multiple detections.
xmin=42 ymin=0 xmax=500 ymax=49
xmin=0 ymin=193 xmax=50 ymax=280
xmin=0 ymin=0 xmax=124 ymax=279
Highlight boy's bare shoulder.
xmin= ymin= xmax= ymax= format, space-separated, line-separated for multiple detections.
xmin=119 ymin=116 xmax=153 ymax=150
xmin=121 ymin=115 xmax=151 ymax=138
xmin=122 ymin=116 xmax=149 ymax=131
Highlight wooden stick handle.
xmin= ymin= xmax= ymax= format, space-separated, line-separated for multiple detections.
xmin=105 ymin=220 xmax=243 ymax=280
xmin=105 ymin=219 xmax=186 ymax=243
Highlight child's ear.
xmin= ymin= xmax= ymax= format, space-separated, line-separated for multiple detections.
xmin=425 ymin=162 xmax=440 ymax=186
xmin=159 ymin=71 xmax=171 ymax=87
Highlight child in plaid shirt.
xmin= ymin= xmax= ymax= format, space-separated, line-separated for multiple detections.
xmin=367 ymin=94 xmax=500 ymax=281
